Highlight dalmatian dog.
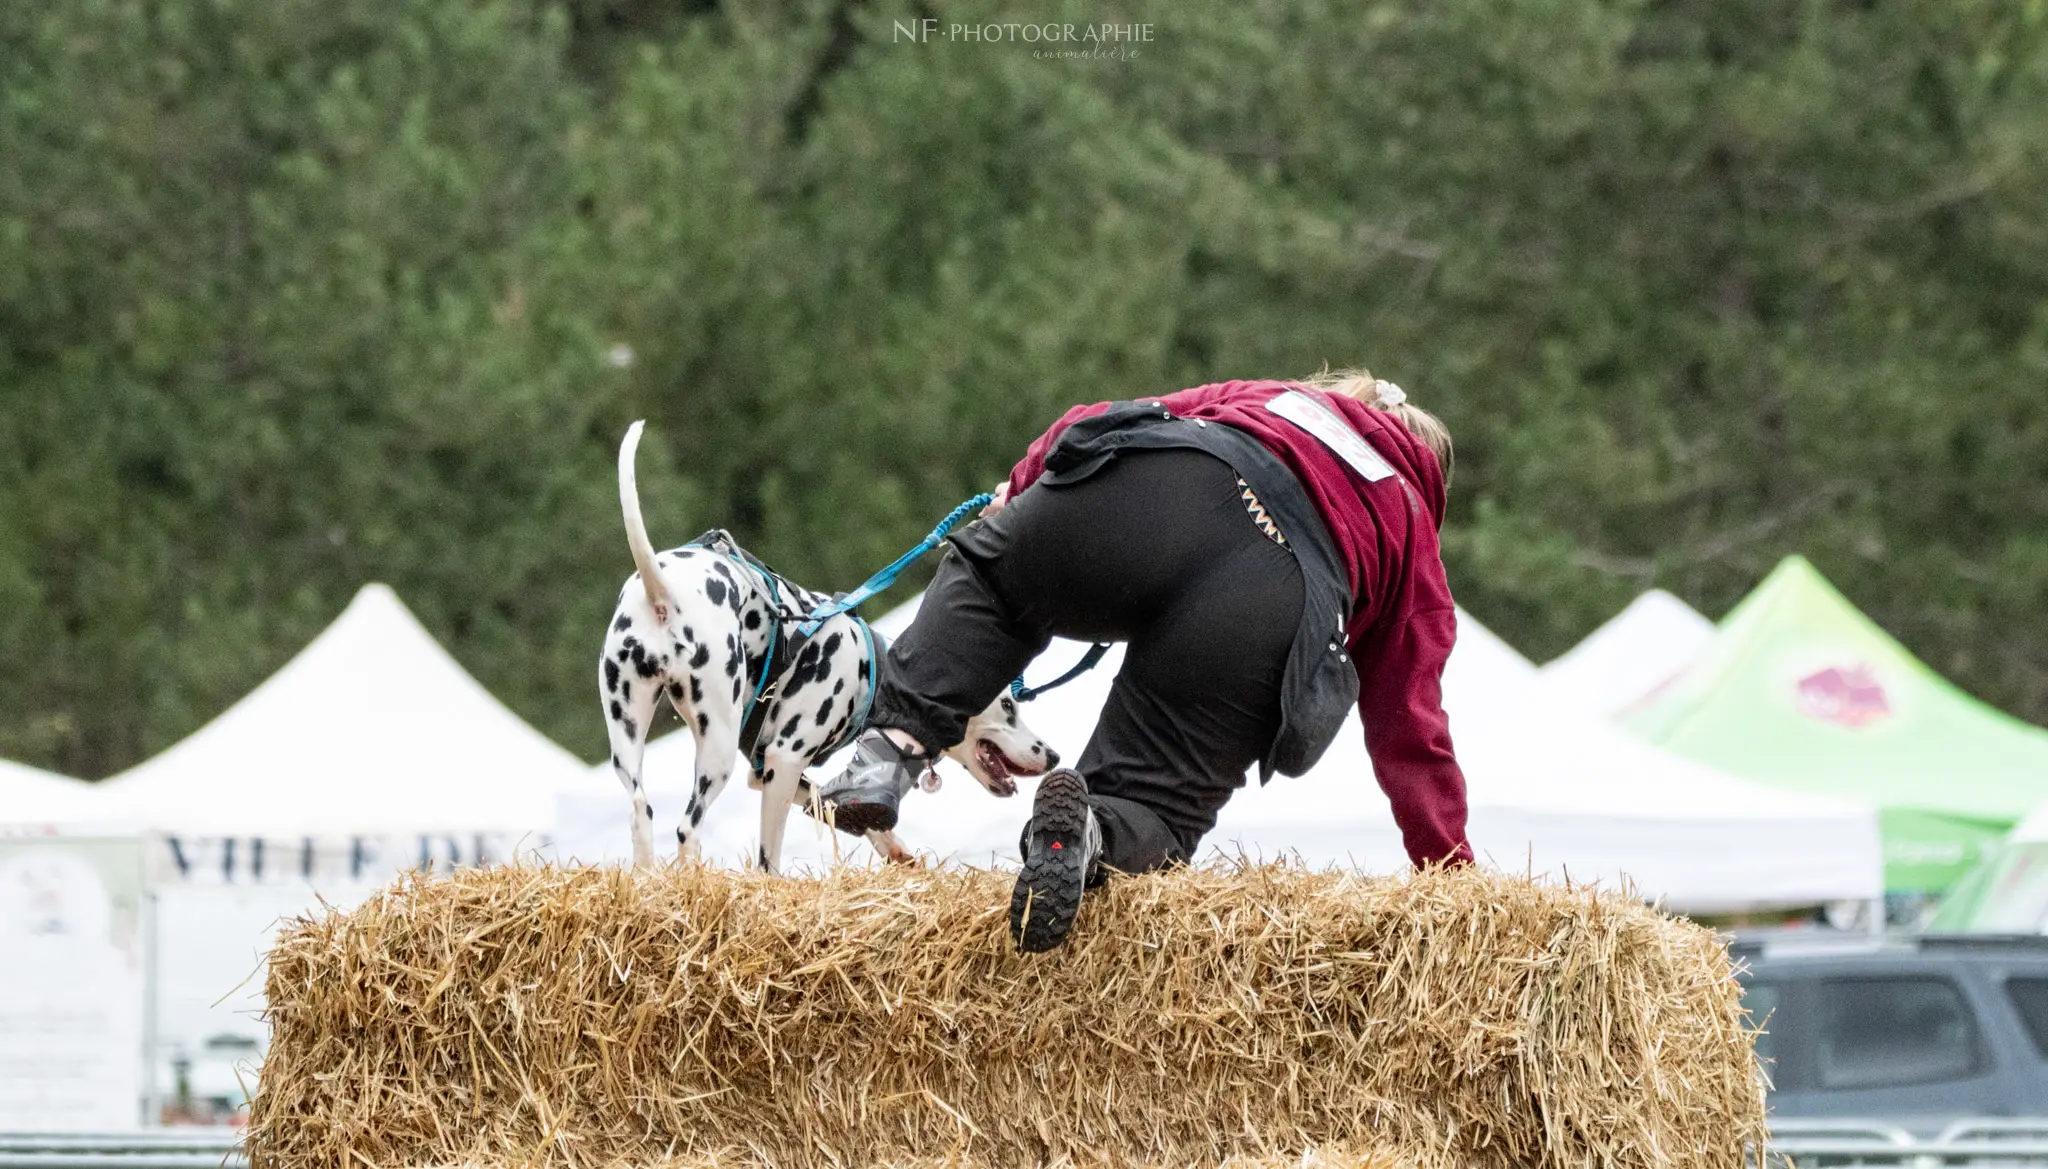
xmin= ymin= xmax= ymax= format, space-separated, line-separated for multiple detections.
xmin=603 ymin=421 xmax=1057 ymax=872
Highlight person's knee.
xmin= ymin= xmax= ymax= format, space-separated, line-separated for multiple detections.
xmin=1087 ymin=793 xmax=1192 ymax=875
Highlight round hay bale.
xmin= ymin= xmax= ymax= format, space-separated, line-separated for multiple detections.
xmin=248 ymin=863 xmax=1764 ymax=1168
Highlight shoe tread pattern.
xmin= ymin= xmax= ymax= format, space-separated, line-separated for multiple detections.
xmin=1009 ymin=770 xmax=1090 ymax=953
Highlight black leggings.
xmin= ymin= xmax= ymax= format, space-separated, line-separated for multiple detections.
xmin=871 ymin=448 xmax=1304 ymax=873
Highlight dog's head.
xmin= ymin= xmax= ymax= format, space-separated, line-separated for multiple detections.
xmin=942 ymin=692 xmax=1057 ymax=797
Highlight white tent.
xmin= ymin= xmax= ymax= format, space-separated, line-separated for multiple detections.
xmin=1211 ymin=648 xmax=1882 ymax=912
xmin=90 ymin=584 xmax=590 ymax=1123
xmin=0 ymin=759 xmax=107 ymax=826
xmin=1539 ymin=589 xmax=1714 ymax=718
xmin=558 ymin=592 xmax=1880 ymax=911
xmin=102 ymin=584 xmax=582 ymax=837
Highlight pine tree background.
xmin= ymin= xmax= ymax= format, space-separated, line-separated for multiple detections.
xmin=3 ymin=0 xmax=2044 ymax=777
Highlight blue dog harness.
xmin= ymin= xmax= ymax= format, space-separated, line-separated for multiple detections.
xmin=679 ymin=531 xmax=881 ymax=770
xmin=683 ymin=491 xmax=1107 ymax=769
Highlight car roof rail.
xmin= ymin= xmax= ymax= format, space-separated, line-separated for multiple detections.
xmin=1917 ymin=932 xmax=2048 ymax=952
xmin=1726 ymin=929 xmax=1902 ymax=964
xmin=1731 ymin=929 xmax=2048 ymax=968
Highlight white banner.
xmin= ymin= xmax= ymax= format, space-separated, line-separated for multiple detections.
xmin=0 ymin=836 xmax=147 ymax=1130
xmin=147 ymin=831 xmax=546 ymax=886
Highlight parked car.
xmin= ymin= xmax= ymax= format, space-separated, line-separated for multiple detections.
xmin=1734 ymin=932 xmax=2048 ymax=1135
xmin=159 ymin=1031 xmax=259 ymax=1125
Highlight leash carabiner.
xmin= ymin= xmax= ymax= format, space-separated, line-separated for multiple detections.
xmin=1009 ymin=642 xmax=1112 ymax=702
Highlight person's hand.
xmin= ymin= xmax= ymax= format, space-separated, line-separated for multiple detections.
xmin=983 ymin=481 xmax=1011 ymax=517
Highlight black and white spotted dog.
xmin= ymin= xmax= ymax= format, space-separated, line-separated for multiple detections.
xmin=602 ymin=421 xmax=1056 ymax=872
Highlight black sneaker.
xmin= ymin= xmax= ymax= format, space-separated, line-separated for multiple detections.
xmin=816 ymin=729 xmax=928 ymax=836
xmin=1009 ymin=769 xmax=1101 ymax=953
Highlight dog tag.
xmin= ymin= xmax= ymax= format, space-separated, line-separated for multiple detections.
xmin=919 ymin=768 xmax=943 ymax=793
xmin=1264 ymin=390 xmax=1395 ymax=482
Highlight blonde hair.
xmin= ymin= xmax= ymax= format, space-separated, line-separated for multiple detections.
xmin=1300 ymin=367 xmax=1453 ymax=489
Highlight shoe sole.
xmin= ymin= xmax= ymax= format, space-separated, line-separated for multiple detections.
xmin=826 ymin=795 xmax=899 ymax=836
xmin=1009 ymin=770 xmax=1090 ymax=953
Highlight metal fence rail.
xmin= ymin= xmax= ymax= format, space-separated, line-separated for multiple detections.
xmin=1763 ymin=1118 xmax=2048 ymax=1167
xmin=12 ymin=1121 xmax=2048 ymax=1169
xmin=0 ymin=1131 xmax=244 ymax=1169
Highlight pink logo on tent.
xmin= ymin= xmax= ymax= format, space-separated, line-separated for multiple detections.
xmin=1796 ymin=664 xmax=1891 ymax=729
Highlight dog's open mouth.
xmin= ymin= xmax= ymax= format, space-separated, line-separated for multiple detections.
xmin=973 ymin=740 xmax=1021 ymax=797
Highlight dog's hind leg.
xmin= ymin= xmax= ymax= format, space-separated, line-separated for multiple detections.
xmin=600 ymin=642 xmax=661 ymax=869
xmin=676 ymin=719 xmax=739 ymax=863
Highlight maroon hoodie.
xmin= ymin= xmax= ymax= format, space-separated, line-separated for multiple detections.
xmin=1006 ymin=379 xmax=1474 ymax=868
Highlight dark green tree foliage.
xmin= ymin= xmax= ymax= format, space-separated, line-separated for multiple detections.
xmin=2 ymin=0 xmax=2043 ymax=777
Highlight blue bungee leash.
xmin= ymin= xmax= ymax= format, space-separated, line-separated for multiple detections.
xmin=792 ymin=491 xmax=1108 ymax=702
xmin=794 ymin=493 xmax=994 ymax=637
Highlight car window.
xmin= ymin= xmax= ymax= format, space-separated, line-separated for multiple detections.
xmin=1814 ymin=976 xmax=1986 ymax=1090
xmin=1744 ymin=981 xmax=1781 ymax=1080
xmin=2005 ymin=976 xmax=2048 ymax=1057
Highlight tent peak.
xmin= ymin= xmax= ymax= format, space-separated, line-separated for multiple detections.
xmin=351 ymin=581 xmax=403 ymax=605
xmin=1619 ymin=587 xmax=1713 ymax=624
xmin=1762 ymin=553 xmax=1828 ymax=589
xmin=98 ymin=582 xmax=582 ymax=836
xmin=1539 ymin=588 xmax=1714 ymax=717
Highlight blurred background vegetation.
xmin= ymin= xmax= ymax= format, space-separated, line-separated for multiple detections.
xmin=2 ymin=0 xmax=2044 ymax=778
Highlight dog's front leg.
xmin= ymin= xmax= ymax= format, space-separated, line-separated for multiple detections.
xmin=755 ymin=746 xmax=818 ymax=874
xmin=868 ymin=830 xmax=919 ymax=866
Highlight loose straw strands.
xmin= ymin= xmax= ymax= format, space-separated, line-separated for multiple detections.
xmin=249 ymin=863 xmax=1764 ymax=1169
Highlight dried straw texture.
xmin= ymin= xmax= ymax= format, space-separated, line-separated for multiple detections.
xmin=394 ymin=1150 xmax=1405 ymax=1169
xmin=403 ymin=1151 xmax=1406 ymax=1169
xmin=250 ymin=863 xmax=1763 ymax=1169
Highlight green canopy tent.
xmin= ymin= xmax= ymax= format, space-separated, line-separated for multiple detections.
xmin=1625 ymin=555 xmax=2048 ymax=894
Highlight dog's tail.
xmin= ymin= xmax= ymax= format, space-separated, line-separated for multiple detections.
xmin=618 ymin=421 xmax=676 ymax=624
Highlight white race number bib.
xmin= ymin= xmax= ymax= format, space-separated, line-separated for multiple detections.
xmin=1264 ymin=390 xmax=1396 ymax=482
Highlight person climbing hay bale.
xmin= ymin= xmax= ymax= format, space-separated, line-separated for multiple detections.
xmin=818 ymin=372 xmax=1473 ymax=953
xmin=248 ymin=863 xmax=1764 ymax=1169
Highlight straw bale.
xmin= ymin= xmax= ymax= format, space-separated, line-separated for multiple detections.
xmin=396 ymin=1149 xmax=1407 ymax=1168
xmin=396 ymin=1150 xmax=1406 ymax=1169
xmin=249 ymin=863 xmax=1764 ymax=1169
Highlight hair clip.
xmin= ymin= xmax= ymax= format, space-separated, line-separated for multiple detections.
xmin=1374 ymin=379 xmax=1407 ymax=408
